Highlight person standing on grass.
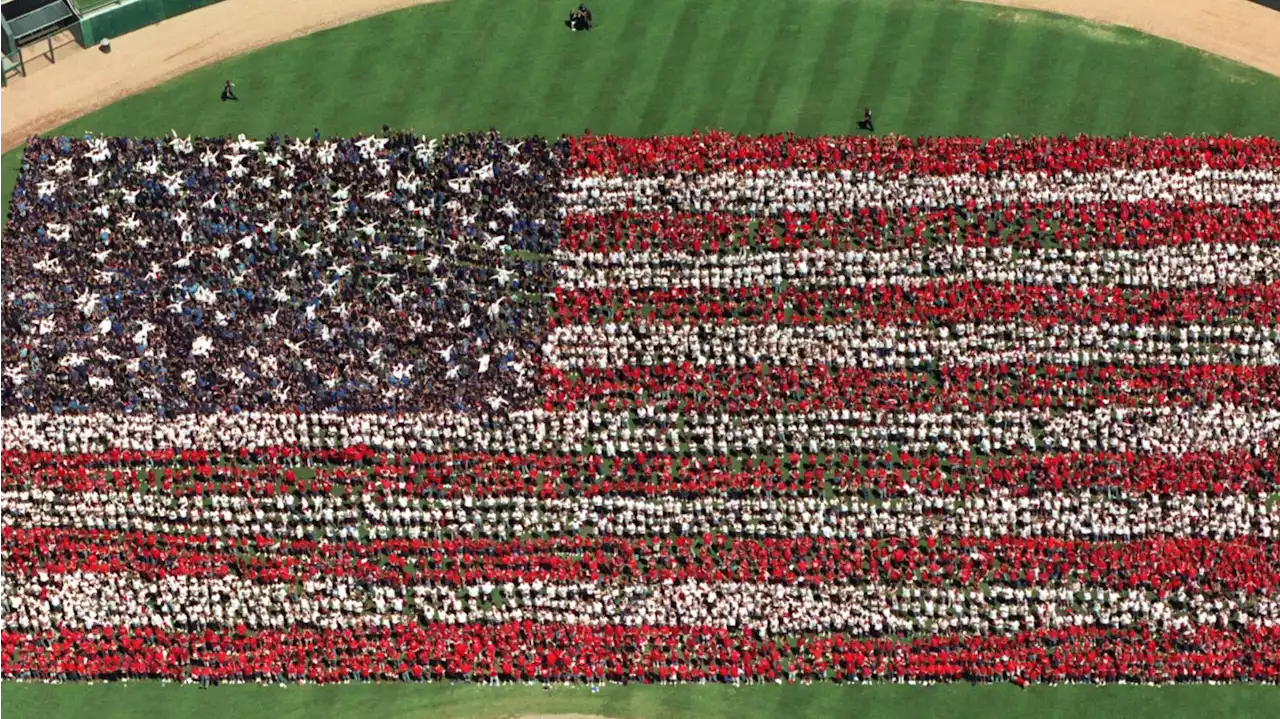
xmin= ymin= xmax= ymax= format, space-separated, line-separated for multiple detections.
xmin=221 ymin=80 xmax=238 ymax=102
xmin=862 ymin=107 xmax=874 ymax=132
xmin=565 ymin=4 xmax=592 ymax=30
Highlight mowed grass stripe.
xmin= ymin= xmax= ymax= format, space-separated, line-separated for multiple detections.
xmin=501 ymin=5 xmax=590 ymax=135
xmin=435 ymin=4 xmax=507 ymax=130
xmin=744 ymin=2 xmax=816 ymax=135
xmin=703 ymin=0 xmax=785 ymax=132
xmin=552 ymin=7 xmax=632 ymax=133
xmin=326 ymin=18 xmax=398 ymax=133
xmin=899 ymin=3 xmax=969 ymax=132
xmin=1033 ymin=25 xmax=1092 ymax=135
xmin=1230 ymin=73 xmax=1280 ymax=133
xmin=595 ymin=3 xmax=685 ymax=134
xmin=343 ymin=15 xmax=422 ymax=132
xmin=258 ymin=21 xmax=371 ymax=135
xmin=985 ymin=17 xmax=1064 ymax=135
xmin=1164 ymin=49 xmax=1208 ymax=134
xmin=479 ymin=3 xmax=548 ymax=132
xmin=945 ymin=11 xmax=1009 ymax=136
xmin=682 ymin=0 xmax=759 ymax=132
xmin=330 ymin=20 xmax=391 ymax=132
xmin=809 ymin=0 xmax=892 ymax=135
xmin=252 ymin=29 xmax=345 ymax=135
xmin=794 ymin=0 xmax=867 ymax=136
xmin=1119 ymin=34 xmax=1166 ymax=135
xmin=218 ymin=47 xmax=297 ymax=136
xmin=1062 ymin=40 xmax=1128 ymax=133
xmin=445 ymin=6 xmax=524 ymax=132
xmin=1127 ymin=42 xmax=1198 ymax=135
xmin=610 ymin=6 xmax=695 ymax=135
xmin=635 ymin=0 xmax=711 ymax=133
xmin=762 ymin=2 xmax=834 ymax=132
xmin=580 ymin=0 xmax=663 ymax=135
xmin=537 ymin=14 xmax=599 ymax=133
xmin=964 ymin=15 xmax=1040 ymax=137
xmin=665 ymin=0 xmax=755 ymax=133
xmin=296 ymin=28 xmax=372 ymax=134
xmin=1207 ymin=71 xmax=1254 ymax=136
xmin=6 ymin=681 xmax=1280 ymax=719
xmin=850 ymin=0 xmax=917 ymax=130
xmin=873 ymin=0 xmax=941 ymax=130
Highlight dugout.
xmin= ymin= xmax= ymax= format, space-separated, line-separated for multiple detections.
xmin=1 ymin=0 xmax=79 ymax=84
xmin=2 ymin=16 xmax=23 ymax=86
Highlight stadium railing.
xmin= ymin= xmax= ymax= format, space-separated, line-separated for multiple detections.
xmin=68 ymin=0 xmax=120 ymax=14
xmin=6 ymin=0 xmax=75 ymax=41
xmin=2 ymin=50 xmax=27 ymax=86
xmin=1 ymin=13 xmax=10 ymax=54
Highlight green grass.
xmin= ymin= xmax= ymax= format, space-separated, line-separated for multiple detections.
xmin=2 ymin=147 xmax=20 ymax=227
xmin=45 ymin=0 xmax=1280 ymax=138
xmin=42 ymin=0 xmax=1280 ymax=139
xmin=7 ymin=0 xmax=1280 ymax=225
xmin=5 ymin=0 xmax=1280 ymax=716
xmin=5 ymin=681 xmax=1280 ymax=719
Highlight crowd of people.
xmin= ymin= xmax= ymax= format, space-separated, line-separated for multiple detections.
xmin=3 ymin=445 xmax=1277 ymax=497
xmin=6 ymin=623 xmax=1276 ymax=685
xmin=567 ymin=132 xmax=1280 ymax=175
xmin=3 ymin=131 xmax=567 ymax=417
xmin=3 ymin=132 xmax=1280 ymax=685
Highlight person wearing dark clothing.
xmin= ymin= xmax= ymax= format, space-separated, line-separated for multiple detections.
xmin=861 ymin=107 xmax=874 ymax=132
xmin=221 ymin=81 xmax=238 ymax=102
xmin=566 ymin=4 xmax=592 ymax=30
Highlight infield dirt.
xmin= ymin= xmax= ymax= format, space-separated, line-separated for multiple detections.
xmin=0 ymin=0 xmax=448 ymax=151
xmin=963 ymin=0 xmax=1280 ymax=79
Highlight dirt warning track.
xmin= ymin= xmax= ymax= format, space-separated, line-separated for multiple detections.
xmin=0 ymin=0 xmax=449 ymax=151
xmin=961 ymin=0 xmax=1280 ymax=79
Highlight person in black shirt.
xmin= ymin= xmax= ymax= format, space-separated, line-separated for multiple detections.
xmin=221 ymin=81 xmax=238 ymax=102
xmin=566 ymin=4 xmax=592 ymax=30
xmin=861 ymin=107 xmax=874 ymax=132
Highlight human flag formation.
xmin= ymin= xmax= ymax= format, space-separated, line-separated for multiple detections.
xmin=3 ymin=131 xmax=1280 ymax=685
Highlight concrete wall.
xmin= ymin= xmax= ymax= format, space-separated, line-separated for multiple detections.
xmin=78 ymin=0 xmax=223 ymax=46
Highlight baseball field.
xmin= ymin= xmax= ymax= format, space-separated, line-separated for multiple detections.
xmin=4 ymin=1 xmax=1280 ymax=718
xmin=5 ymin=0 xmax=1280 ymax=209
